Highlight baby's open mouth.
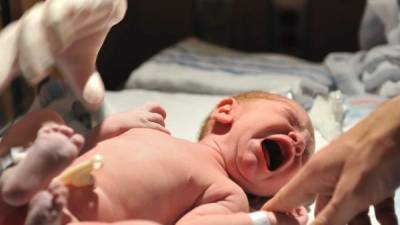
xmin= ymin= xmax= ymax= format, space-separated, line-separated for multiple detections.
xmin=262 ymin=139 xmax=283 ymax=171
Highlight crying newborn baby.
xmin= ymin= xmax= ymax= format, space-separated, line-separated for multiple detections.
xmin=1 ymin=91 xmax=314 ymax=225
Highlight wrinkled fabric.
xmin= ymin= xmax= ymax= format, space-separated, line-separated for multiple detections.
xmin=325 ymin=0 xmax=400 ymax=98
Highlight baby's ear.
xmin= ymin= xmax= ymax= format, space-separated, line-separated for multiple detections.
xmin=211 ymin=97 xmax=238 ymax=125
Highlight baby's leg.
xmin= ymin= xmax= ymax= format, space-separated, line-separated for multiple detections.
xmin=27 ymin=185 xmax=160 ymax=225
xmin=1 ymin=123 xmax=84 ymax=206
xmin=25 ymin=181 xmax=69 ymax=225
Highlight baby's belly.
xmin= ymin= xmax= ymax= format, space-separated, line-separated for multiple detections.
xmin=67 ymin=136 xmax=204 ymax=224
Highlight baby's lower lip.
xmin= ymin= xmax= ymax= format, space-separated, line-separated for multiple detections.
xmin=256 ymin=144 xmax=269 ymax=173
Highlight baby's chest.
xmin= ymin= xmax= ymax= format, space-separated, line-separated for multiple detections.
xmin=96 ymin=158 xmax=220 ymax=218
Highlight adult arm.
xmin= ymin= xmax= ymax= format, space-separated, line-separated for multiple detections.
xmin=262 ymin=96 xmax=400 ymax=225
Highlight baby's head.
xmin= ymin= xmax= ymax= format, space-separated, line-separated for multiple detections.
xmin=199 ymin=91 xmax=314 ymax=197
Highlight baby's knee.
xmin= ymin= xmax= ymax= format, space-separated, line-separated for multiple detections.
xmin=1 ymin=175 xmax=31 ymax=206
xmin=0 ymin=166 xmax=39 ymax=206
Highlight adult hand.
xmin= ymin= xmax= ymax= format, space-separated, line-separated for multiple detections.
xmin=262 ymin=96 xmax=400 ymax=225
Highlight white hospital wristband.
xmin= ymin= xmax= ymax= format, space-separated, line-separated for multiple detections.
xmin=249 ymin=211 xmax=271 ymax=225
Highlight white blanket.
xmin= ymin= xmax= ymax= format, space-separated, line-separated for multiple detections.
xmin=125 ymin=38 xmax=333 ymax=107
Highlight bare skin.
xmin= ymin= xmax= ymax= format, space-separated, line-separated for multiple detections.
xmin=263 ymin=96 xmax=400 ymax=225
xmin=1 ymin=95 xmax=312 ymax=225
xmin=25 ymin=181 xmax=69 ymax=225
xmin=0 ymin=103 xmax=169 ymax=208
xmin=1 ymin=123 xmax=84 ymax=206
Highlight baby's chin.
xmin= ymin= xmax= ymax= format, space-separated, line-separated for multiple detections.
xmin=244 ymin=185 xmax=279 ymax=199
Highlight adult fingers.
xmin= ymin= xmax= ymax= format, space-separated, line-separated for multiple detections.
xmin=348 ymin=210 xmax=371 ymax=225
xmin=374 ymin=197 xmax=398 ymax=225
xmin=263 ymin=164 xmax=318 ymax=212
xmin=263 ymin=151 xmax=336 ymax=212
xmin=143 ymin=103 xmax=167 ymax=120
xmin=312 ymin=172 xmax=368 ymax=225
xmin=315 ymin=195 xmax=330 ymax=216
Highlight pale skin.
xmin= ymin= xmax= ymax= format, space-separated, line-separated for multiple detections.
xmin=0 ymin=103 xmax=169 ymax=207
xmin=263 ymin=96 xmax=400 ymax=225
xmin=1 ymin=95 xmax=312 ymax=225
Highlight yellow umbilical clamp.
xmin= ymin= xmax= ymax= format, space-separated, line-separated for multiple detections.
xmin=54 ymin=154 xmax=104 ymax=187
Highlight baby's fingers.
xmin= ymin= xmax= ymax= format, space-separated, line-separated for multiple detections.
xmin=147 ymin=112 xmax=166 ymax=128
xmin=147 ymin=122 xmax=170 ymax=135
xmin=143 ymin=103 xmax=167 ymax=120
xmin=146 ymin=113 xmax=170 ymax=134
xmin=266 ymin=207 xmax=308 ymax=225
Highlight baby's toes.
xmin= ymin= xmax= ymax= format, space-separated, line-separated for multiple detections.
xmin=37 ymin=123 xmax=59 ymax=134
xmin=54 ymin=125 xmax=74 ymax=137
xmin=49 ymin=182 xmax=69 ymax=211
xmin=69 ymin=134 xmax=84 ymax=151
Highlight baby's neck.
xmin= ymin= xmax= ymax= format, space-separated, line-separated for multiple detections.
xmin=198 ymin=138 xmax=227 ymax=172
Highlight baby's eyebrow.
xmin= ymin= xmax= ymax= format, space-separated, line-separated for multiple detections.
xmin=283 ymin=105 xmax=301 ymax=129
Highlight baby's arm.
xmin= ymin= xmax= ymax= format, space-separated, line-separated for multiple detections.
xmin=83 ymin=103 xmax=169 ymax=151
xmin=176 ymin=193 xmax=307 ymax=225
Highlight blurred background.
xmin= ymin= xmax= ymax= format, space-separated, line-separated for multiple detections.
xmin=0 ymin=0 xmax=366 ymax=126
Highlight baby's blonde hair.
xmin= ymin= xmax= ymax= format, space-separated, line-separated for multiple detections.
xmin=198 ymin=91 xmax=315 ymax=161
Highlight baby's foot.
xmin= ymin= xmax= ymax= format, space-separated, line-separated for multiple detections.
xmin=25 ymin=181 xmax=69 ymax=225
xmin=1 ymin=123 xmax=84 ymax=206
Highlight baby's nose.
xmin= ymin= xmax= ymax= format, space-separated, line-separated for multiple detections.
xmin=288 ymin=131 xmax=305 ymax=156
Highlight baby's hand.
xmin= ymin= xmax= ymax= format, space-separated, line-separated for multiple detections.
xmin=265 ymin=207 xmax=308 ymax=225
xmin=112 ymin=103 xmax=170 ymax=135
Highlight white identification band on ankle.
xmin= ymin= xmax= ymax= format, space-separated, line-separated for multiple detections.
xmin=249 ymin=211 xmax=271 ymax=225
